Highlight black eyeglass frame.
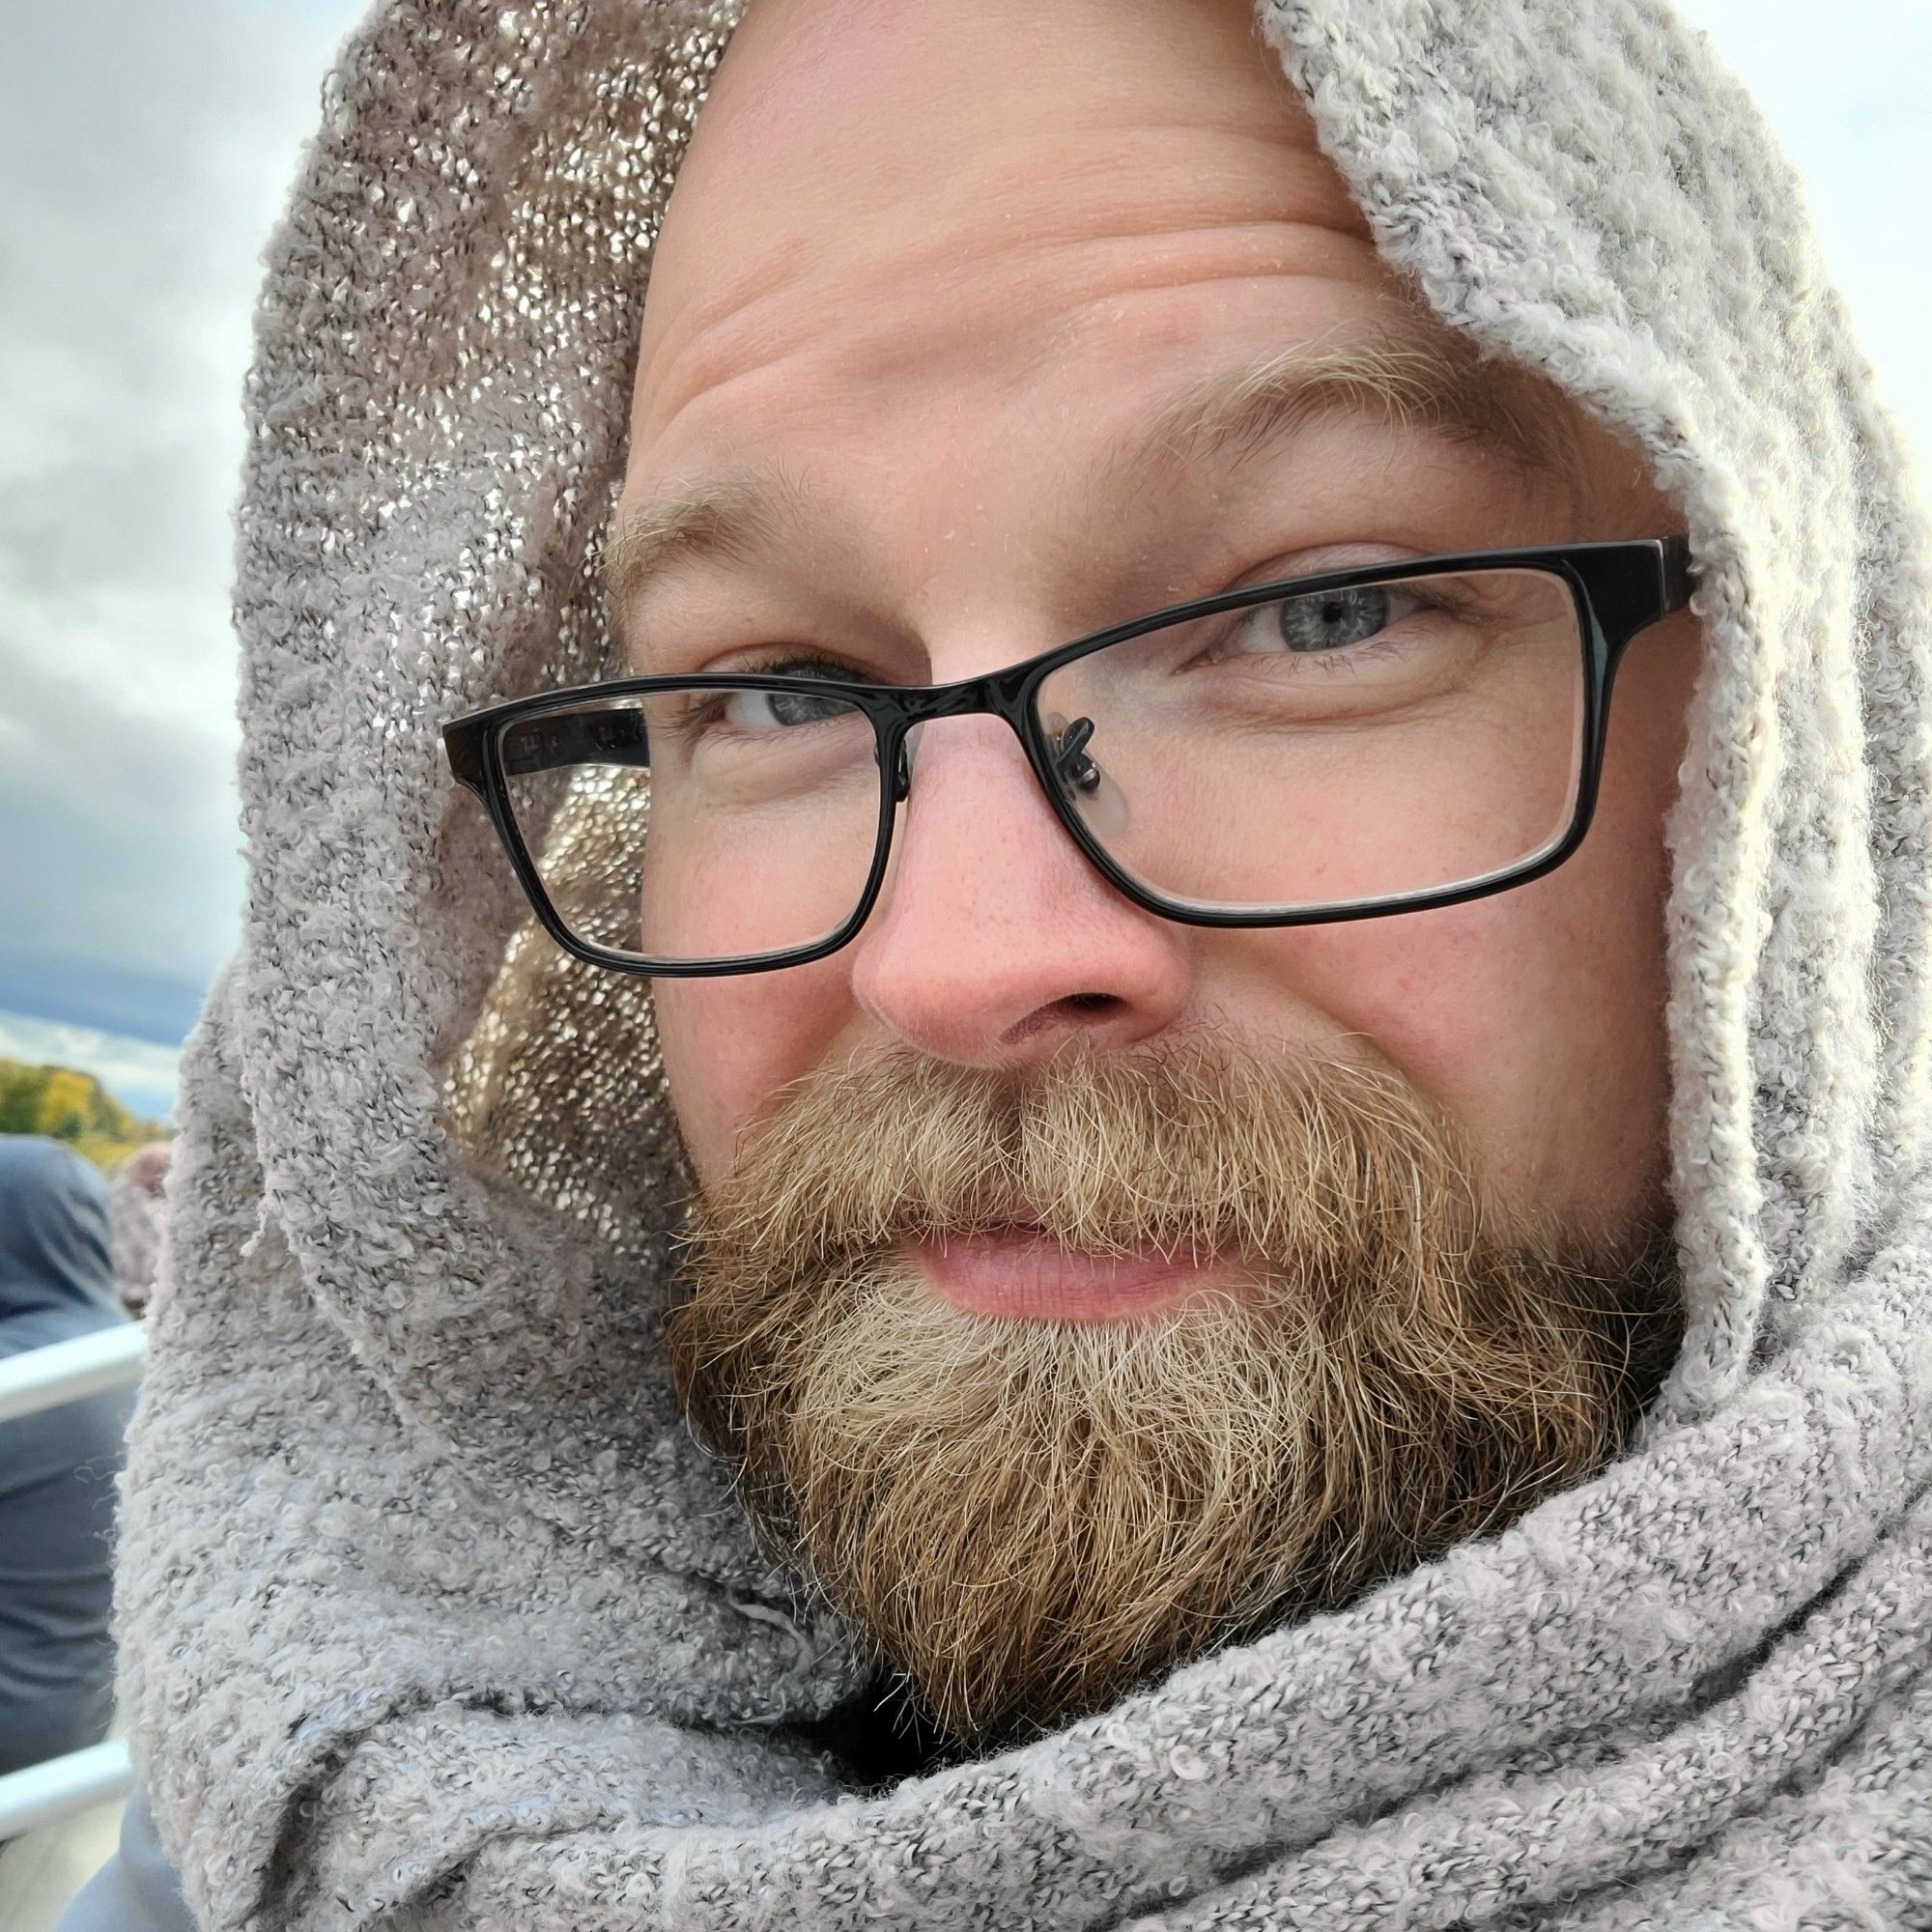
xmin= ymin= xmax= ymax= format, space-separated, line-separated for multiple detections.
xmin=442 ymin=535 xmax=1695 ymax=978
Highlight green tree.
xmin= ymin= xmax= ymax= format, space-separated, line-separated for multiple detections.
xmin=0 ymin=1056 xmax=168 ymax=1170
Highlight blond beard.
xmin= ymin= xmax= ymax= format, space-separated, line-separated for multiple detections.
xmin=666 ymin=1043 xmax=1680 ymax=1746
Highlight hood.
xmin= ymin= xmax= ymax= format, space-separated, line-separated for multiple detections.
xmin=0 ymin=1134 xmax=119 ymax=1339
xmin=116 ymin=2 xmax=1932 ymax=1927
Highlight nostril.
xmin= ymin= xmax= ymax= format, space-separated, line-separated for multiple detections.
xmin=1000 ymin=990 xmax=1125 ymax=1050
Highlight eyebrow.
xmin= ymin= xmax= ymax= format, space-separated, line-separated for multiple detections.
xmin=1137 ymin=316 xmax=1582 ymax=488
xmin=603 ymin=321 xmax=1581 ymax=653
xmin=603 ymin=471 xmax=809 ymax=649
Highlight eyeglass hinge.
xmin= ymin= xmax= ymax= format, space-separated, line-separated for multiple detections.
xmin=1660 ymin=533 xmax=1696 ymax=615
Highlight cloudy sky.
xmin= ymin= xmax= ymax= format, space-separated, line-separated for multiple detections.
xmin=3 ymin=0 xmax=1928 ymax=1122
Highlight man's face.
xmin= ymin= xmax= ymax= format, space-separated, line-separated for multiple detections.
xmin=618 ymin=0 xmax=1696 ymax=1739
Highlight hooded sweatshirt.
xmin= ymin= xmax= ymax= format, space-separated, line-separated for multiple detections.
xmin=100 ymin=1 xmax=1931 ymax=1926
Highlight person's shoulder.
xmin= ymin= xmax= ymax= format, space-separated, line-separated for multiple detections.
xmin=55 ymin=1788 xmax=195 ymax=1932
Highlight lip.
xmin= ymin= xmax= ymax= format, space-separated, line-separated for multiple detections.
xmin=912 ymin=1227 xmax=1219 ymax=1322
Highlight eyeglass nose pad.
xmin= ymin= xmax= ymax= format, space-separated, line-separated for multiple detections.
xmin=875 ymin=724 xmax=921 ymax=803
xmin=1043 ymin=712 xmax=1129 ymax=840
xmin=1049 ymin=714 xmax=1102 ymax=793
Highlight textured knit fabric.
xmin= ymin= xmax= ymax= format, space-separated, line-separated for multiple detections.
xmin=114 ymin=1 xmax=1932 ymax=1927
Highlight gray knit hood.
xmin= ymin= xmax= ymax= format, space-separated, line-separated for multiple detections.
xmin=120 ymin=2 xmax=1932 ymax=1926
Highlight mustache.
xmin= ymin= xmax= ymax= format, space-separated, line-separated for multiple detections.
xmin=685 ymin=1038 xmax=1509 ymax=1274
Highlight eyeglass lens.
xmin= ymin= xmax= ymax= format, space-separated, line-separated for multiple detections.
xmin=1034 ymin=565 xmax=1587 ymax=914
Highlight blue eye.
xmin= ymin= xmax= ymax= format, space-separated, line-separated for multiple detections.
xmin=1270 ymin=584 xmax=1414 ymax=653
xmin=714 ymin=660 xmax=865 ymax=729
xmin=723 ymin=684 xmax=857 ymax=728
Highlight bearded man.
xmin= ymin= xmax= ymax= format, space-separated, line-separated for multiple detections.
xmin=67 ymin=1 xmax=1930 ymax=1928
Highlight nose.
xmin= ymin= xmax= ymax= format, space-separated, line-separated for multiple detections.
xmin=846 ymin=714 xmax=1193 ymax=1067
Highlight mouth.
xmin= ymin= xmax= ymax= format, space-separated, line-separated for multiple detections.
xmin=909 ymin=1224 xmax=1230 ymax=1322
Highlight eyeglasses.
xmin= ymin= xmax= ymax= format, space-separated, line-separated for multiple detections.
xmin=442 ymin=536 xmax=1694 ymax=977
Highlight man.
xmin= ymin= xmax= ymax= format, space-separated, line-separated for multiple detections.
xmin=613 ymin=0 xmax=1698 ymax=1745
xmin=70 ymin=0 xmax=1930 ymax=1927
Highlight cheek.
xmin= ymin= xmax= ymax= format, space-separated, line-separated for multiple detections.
xmin=1273 ymin=891 xmax=1664 ymax=1221
xmin=1230 ymin=651 xmax=1688 ymax=1225
xmin=654 ymin=956 xmax=855 ymax=1188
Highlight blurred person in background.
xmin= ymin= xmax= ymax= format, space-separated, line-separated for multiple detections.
xmin=105 ymin=1142 xmax=172 ymax=1321
xmin=0 ymin=1137 xmax=132 ymax=1776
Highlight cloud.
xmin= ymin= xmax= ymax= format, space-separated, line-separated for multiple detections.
xmin=0 ymin=952 xmax=207 ymax=1052
xmin=0 ymin=0 xmax=356 ymax=1029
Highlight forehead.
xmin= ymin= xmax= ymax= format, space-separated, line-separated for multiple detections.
xmin=628 ymin=0 xmax=1386 ymax=455
xmin=611 ymin=0 xmax=1648 ymax=661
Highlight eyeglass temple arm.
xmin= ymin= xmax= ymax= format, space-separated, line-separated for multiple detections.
xmin=490 ymin=708 xmax=653 ymax=778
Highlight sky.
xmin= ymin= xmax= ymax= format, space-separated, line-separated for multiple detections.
xmin=2 ymin=0 xmax=1929 ymax=1123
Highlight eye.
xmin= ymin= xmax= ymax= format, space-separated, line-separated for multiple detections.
xmin=1243 ymin=582 xmax=1425 ymax=656
xmin=715 ymin=659 xmax=865 ymax=729
xmin=721 ymin=684 xmax=858 ymax=729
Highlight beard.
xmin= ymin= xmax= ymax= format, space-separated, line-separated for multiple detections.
xmin=665 ymin=1041 xmax=1680 ymax=1747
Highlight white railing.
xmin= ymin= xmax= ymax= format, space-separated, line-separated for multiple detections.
xmin=0 ymin=1322 xmax=146 ymax=1424
xmin=0 ymin=1739 xmax=134 ymax=1840
xmin=0 ymin=1324 xmax=149 ymax=1838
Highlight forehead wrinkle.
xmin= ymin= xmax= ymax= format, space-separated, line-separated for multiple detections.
xmin=609 ymin=315 xmax=1598 ymax=670
xmin=636 ymin=153 xmax=1376 ymax=447
xmin=606 ymin=333 xmax=1593 ymax=672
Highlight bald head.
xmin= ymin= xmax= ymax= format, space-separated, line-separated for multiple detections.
xmin=632 ymin=0 xmax=1377 ymax=446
